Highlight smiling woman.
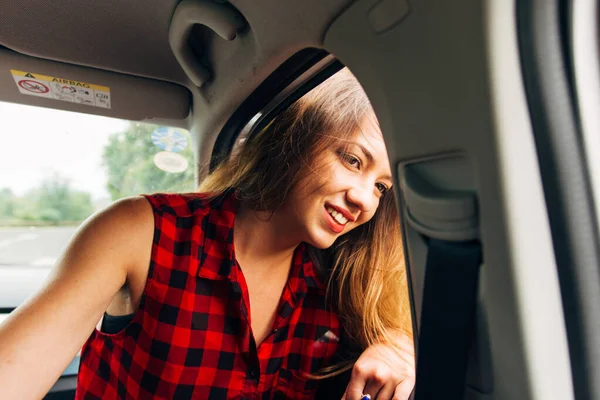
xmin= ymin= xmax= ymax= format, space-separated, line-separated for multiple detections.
xmin=196 ymin=68 xmax=414 ymax=398
xmin=0 ymin=68 xmax=414 ymax=400
xmin=200 ymin=68 xmax=411 ymax=347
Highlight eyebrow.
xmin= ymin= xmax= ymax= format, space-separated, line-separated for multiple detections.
xmin=352 ymin=142 xmax=393 ymax=182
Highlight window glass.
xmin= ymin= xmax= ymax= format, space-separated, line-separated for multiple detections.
xmin=0 ymin=101 xmax=195 ymax=310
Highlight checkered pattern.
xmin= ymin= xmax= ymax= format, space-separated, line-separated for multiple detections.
xmin=75 ymin=192 xmax=341 ymax=399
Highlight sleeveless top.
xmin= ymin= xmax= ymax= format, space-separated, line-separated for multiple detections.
xmin=75 ymin=192 xmax=342 ymax=399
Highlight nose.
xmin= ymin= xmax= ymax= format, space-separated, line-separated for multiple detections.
xmin=346 ymin=185 xmax=377 ymax=213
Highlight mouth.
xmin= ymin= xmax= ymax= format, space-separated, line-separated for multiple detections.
xmin=323 ymin=204 xmax=350 ymax=234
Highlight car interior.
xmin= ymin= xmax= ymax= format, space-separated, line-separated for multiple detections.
xmin=1 ymin=0 xmax=599 ymax=399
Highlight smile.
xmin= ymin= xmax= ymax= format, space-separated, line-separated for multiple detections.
xmin=326 ymin=206 xmax=349 ymax=224
xmin=323 ymin=206 xmax=347 ymax=234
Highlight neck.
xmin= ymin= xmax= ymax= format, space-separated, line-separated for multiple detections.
xmin=233 ymin=203 xmax=301 ymax=276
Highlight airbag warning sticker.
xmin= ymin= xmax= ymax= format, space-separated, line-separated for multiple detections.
xmin=10 ymin=69 xmax=111 ymax=109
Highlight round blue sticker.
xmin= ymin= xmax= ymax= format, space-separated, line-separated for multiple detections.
xmin=151 ymin=127 xmax=188 ymax=152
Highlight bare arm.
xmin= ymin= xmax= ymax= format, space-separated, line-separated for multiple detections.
xmin=0 ymin=196 xmax=154 ymax=399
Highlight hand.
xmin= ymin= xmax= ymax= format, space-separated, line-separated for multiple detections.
xmin=342 ymin=332 xmax=415 ymax=400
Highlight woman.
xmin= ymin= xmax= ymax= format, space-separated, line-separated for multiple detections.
xmin=0 ymin=68 xmax=414 ymax=399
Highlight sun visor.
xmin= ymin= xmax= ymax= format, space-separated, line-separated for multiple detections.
xmin=0 ymin=49 xmax=191 ymax=124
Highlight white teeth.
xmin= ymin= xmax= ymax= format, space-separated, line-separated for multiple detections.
xmin=334 ymin=213 xmax=348 ymax=224
xmin=326 ymin=206 xmax=348 ymax=225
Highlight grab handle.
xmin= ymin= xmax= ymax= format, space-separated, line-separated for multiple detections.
xmin=169 ymin=0 xmax=246 ymax=87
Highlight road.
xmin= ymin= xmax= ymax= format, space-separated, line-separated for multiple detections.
xmin=0 ymin=226 xmax=77 ymax=267
xmin=0 ymin=226 xmax=78 ymax=308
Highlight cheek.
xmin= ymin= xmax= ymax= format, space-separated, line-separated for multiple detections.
xmin=359 ymin=205 xmax=379 ymax=224
xmin=298 ymin=161 xmax=336 ymax=190
xmin=349 ymin=211 xmax=376 ymax=232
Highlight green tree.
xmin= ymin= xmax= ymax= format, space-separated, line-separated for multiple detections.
xmin=102 ymin=123 xmax=195 ymax=201
xmin=36 ymin=173 xmax=94 ymax=223
xmin=8 ymin=174 xmax=94 ymax=224
xmin=0 ymin=188 xmax=15 ymax=218
xmin=12 ymin=193 xmax=39 ymax=221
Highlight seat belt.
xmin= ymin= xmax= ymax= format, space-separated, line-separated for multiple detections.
xmin=413 ymin=238 xmax=482 ymax=400
xmin=399 ymin=162 xmax=482 ymax=400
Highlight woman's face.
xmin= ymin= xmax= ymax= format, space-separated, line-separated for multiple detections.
xmin=281 ymin=115 xmax=393 ymax=249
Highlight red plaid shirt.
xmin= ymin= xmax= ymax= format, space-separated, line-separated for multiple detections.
xmin=75 ymin=191 xmax=341 ymax=399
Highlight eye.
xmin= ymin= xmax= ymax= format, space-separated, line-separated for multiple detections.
xmin=340 ymin=152 xmax=361 ymax=169
xmin=375 ymin=182 xmax=388 ymax=194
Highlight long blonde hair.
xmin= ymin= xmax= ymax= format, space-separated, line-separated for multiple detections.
xmin=199 ymin=68 xmax=412 ymax=370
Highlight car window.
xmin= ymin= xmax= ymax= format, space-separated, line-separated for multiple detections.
xmin=0 ymin=101 xmax=195 ymax=310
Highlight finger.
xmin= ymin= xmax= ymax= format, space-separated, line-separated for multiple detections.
xmin=345 ymin=381 xmax=368 ymax=400
xmin=370 ymin=381 xmax=396 ymax=400
xmin=362 ymin=378 xmax=384 ymax=400
xmin=392 ymin=379 xmax=415 ymax=400
xmin=345 ymin=366 xmax=369 ymax=400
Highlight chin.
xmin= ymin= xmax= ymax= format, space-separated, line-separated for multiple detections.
xmin=310 ymin=240 xmax=335 ymax=250
xmin=305 ymin=230 xmax=337 ymax=249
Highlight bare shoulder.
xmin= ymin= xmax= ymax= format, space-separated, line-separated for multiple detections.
xmin=91 ymin=195 xmax=153 ymax=230
xmin=78 ymin=195 xmax=154 ymax=279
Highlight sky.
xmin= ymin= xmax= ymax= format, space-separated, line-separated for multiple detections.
xmin=0 ymin=101 xmax=129 ymax=200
